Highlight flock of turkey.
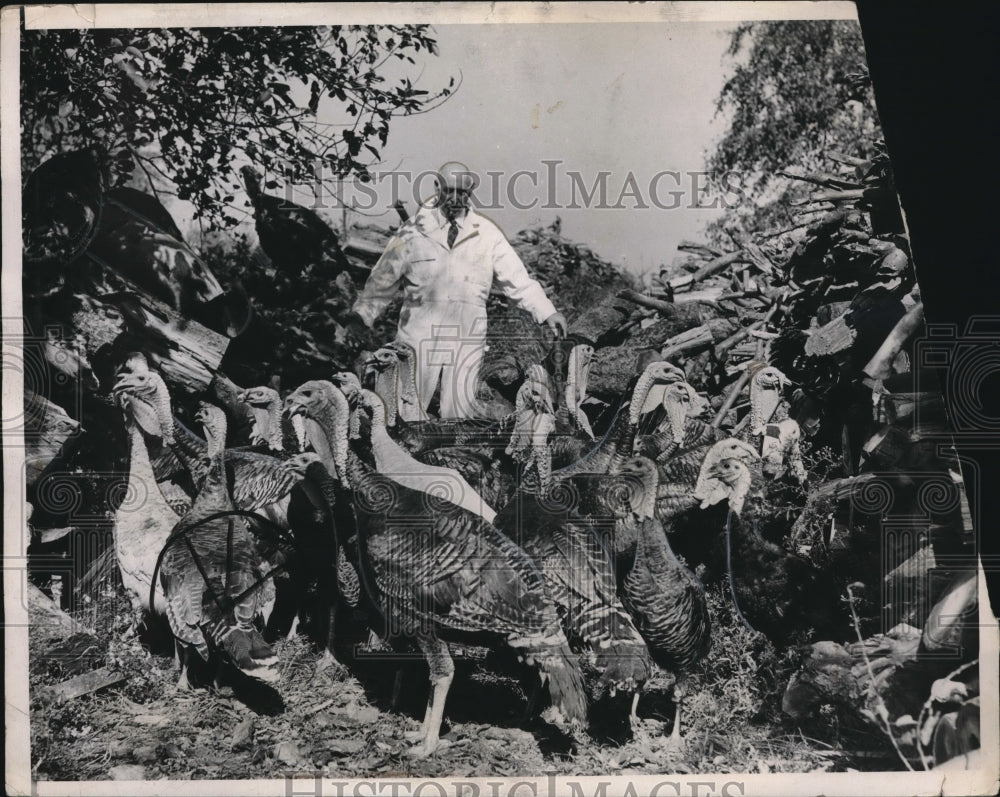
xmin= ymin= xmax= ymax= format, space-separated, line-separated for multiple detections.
xmin=105 ymin=335 xmax=840 ymax=758
xmin=22 ymin=145 xmax=978 ymax=770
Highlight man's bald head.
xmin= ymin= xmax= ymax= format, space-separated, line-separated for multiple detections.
xmin=435 ymin=161 xmax=480 ymax=193
xmin=434 ymin=161 xmax=479 ymax=220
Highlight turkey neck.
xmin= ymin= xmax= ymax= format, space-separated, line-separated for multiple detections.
xmin=634 ymin=517 xmax=674 ymax=574
xmin=265 ymin=395 xmax=284 ymax=452
xmin=188 ymin=418 xmax=232 ymax=521
xmin=396 ymin=352 xmax=419 ymax=415
xmin=552 ymin=396 xmax=633 ymax=478
xmin=373 ymin=366 xmax=398 ymax=427
xmin=168 ymin=417 xmax=210 ymax=484
xmin=300 ymin=399 xmax=349 ymax=484
xmin=126 ymin=421 xmax=161 ymax=512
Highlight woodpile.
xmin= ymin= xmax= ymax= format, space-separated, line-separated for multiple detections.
xmin=20 ymin=141 xmax=977 ymax=770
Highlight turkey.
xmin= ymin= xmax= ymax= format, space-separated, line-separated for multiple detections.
xmin=114 ymin=354 xmax=302 ymax=523
xmin=504 ymin=377 xmax=558 ymax=490
xmin=240 ymin=165 xmax=354 ymax=278
xmin=113 ymin=354 xmax=345 ymax=660
xmin=492 ymin=406 xmax=653 ymax=712
xmin=524 ymin=339 xmax=597 ymax=444
xmin=691 ymin=451 xmax=843 ymax=644
xmin=22 ymin=147 xmax=107 ymax=270
xmin=365 ymin=340 xmax=427 ymax=425
xmin=281 ymin=452 xmax=362 ymax=613
xmin=759 ymin=417 xmax=808 ymax=483
xmin=724 ymin=365 xmax=807 ymax=485
xmin=339 ymin=362 xmax=518 ymax=509
xmin=108 ymin=383 xmax=180 ymax=626
xmin=553 ymin=360 xmax=688 ymax=481
xmin=237 ymin=385 xmax=307 ymax=454
xmin=735 ymin=365 xmax=792 ymax=442
xmin=653 ymin=437 xmax=763 ymax=574
xmin=561 ymin=341 xmax=597 ymax=439
xmin=356 ymin=388 xmax=498 ymax=522
xmin=157 ymin=403 xmax=279 ymax=688
xmin=284 ymin=380 xmax=588 ymax=757
xmin=634 ymin=381 xmax=723 ymax=462
xmin=610 ymin=456 xmax=712 ymax=745
xmin=654 ymin=437 xmax=762 ymax=527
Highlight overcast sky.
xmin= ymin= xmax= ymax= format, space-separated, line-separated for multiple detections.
xmin=171 ymin=21 xmax=743 ymax=279
xmin=346 ymin=22 xmax=737 ymax=278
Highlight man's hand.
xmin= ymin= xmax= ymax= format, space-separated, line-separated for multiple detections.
xmin=544 ymin=312 xmax=568 ymax=339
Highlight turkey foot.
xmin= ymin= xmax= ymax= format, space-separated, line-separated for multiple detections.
xmin=663 ymin=683 xmax=687 ymax=751
xmin=407 ymin=738 xmax=453 ymax=758
xmin=174 ymin=644 xmax=192 ymax=691
xmin=406 ymin=637 xmax=455 ymax=756
xmin=629 ymin=691 xmax=642 ymax=731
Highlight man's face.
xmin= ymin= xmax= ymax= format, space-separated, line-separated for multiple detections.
xmin=437 ymin=183 xmax=473 ymax=220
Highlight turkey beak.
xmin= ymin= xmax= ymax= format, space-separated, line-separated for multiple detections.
xmin=112 ymin=372 xmax=142 ymax=394
xmin=236 ymin=390 xmax=249 ymax=403
xmin=284 ymin=396 xmax=304 ymax=418
xmin=704 ymin=462 xmax=725 ymax=481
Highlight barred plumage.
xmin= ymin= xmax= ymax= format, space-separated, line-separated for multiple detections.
xmin=285 ymin=380 xmax=588 ymax=757
xmin=158 ymin=404 xmax=278 ymax=687
xmin=608 ymin=457 xmax=712 ymax=743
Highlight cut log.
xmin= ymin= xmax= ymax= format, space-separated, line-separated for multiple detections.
xmin=778 ymin=170 xmax=862 ymax=190
xmin=826 ymin=151 xmax=869 ymax=168
xmin=805 ymin=313 xmax=856 ymax=357
xmin=714 ymin=300 xmax=783 ymax=359
xmin=677 ymin=240 xmax=722 ymax=258
xmin=741 ymin=241 xmax=776 ymax=276
xmin=661 ymin=318 xmax=737 ymax=359
xmin=616 ymin=290 xmax=679 ymax=315
xmin=711 ymin=368 xmax=752 ymax=428
xmin=41 ymin=667 xmax=126 ymax=703
xmin=863 ymin=302 xmax=925 ymax=381
xmin=667 ymin=250 xmax=744 ymax=290
xmin=97 ymin=282 xmax=230 ymax=394
xmin=792 ymin=188 xmax=867 ymax=206
xmin=342 ymin=234 xmax=388 ymax=263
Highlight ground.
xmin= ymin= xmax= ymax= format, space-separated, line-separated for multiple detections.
xmin=28 ymin=584 xmax=897 ymax=782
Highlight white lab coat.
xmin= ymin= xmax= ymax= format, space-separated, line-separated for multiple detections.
xmin=353 ymin=203 xmax=557 ymax=419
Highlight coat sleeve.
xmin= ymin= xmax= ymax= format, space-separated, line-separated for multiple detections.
xmin=490 ymin=229 xmax=558 ymax=323
xmin=352 ymin=234 xmax=408 ymax=326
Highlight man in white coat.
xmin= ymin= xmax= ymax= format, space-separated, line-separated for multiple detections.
xmin=346 ymin=162 xmax=567 ymax=419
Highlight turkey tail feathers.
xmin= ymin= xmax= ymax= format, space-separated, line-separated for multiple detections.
xmin=519 ymin=639 xmax=588 ymax=726
xmin=591 ymin=639 xmax=653 ymax=698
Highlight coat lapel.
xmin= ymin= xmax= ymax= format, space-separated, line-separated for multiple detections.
xmin=412 ymin=205 xmax=480 ymax=251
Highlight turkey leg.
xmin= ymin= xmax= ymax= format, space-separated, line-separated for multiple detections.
xmin=406 ymin=636 xmax=455 ymax=757
xmin=175 ymin=643 xmax=191 ymax=691
xmin=666 ymin=680 xmax=687 ymax=748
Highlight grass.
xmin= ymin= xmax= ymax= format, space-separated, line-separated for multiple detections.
xmin=28 ymin=576 xmax=885 ymax=782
